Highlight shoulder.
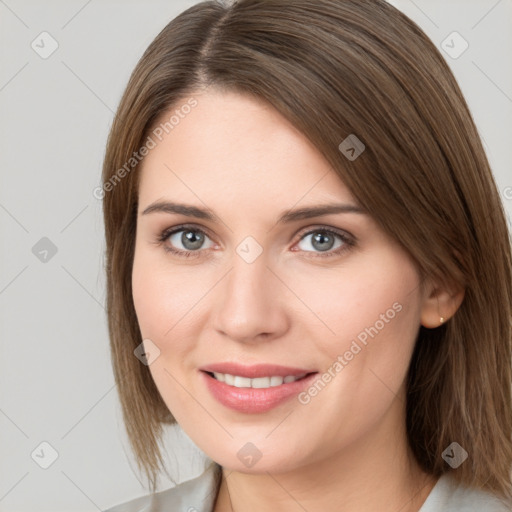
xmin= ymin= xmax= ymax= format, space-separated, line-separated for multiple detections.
xmin=420 ymin=472 xmax=512 ymax=512
xmin=102 ymin=462 xmax=222 ymax=512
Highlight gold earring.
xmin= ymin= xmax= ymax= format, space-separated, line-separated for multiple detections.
xmin=439 ymin=317 xmax=445 ymax=325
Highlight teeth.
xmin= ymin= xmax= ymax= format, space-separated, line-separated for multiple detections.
xmin=211 ymin=372 xmax=307 ymax=388
xmin=270 ymin=376 xmax=283 ymax=386
xmin=213 ymin=372 xmax=225 ymax=383
xmin=234 ymin=376 xmax=252 ymax=388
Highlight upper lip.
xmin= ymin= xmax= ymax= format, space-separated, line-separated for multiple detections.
xmin=200 ymin=362 xmax=317 ymax=379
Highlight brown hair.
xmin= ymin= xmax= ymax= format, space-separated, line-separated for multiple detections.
xmin=101 ymin=0 xmax=512 ymax=499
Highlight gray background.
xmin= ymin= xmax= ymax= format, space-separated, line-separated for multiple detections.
xmin=0 ymin=0 xmax=511 ymax=510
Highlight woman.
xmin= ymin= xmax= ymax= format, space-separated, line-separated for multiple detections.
xmin=101 ymin=0 xmax=512 ymax=510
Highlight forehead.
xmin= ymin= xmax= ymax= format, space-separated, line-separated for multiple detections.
xmin=138 ymin=89 xmax=356 ymax=211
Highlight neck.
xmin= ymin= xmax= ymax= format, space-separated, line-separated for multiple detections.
xmin=213 ymin=392 xmax=438 ymax=512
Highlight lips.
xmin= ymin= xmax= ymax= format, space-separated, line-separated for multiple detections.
xmin=199 ymin=362 xmax=318 ymax=414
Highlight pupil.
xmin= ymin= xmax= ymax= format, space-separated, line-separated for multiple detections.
xmin=312 ymin=232 xmax=334 ymax=251
xmin=182 ymin=231 xmax=204 ymax=250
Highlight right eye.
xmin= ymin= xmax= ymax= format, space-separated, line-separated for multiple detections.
xmin=157 ymin=225 xmax=216 ymax=257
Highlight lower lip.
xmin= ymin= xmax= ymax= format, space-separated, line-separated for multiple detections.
xmin=201 ymin=371 xmax=318 ymax=414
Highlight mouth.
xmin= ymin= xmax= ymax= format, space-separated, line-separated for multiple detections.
xmin=199 ymin=363 xmax=318 ymax=414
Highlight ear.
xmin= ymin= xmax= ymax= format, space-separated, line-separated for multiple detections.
xmin=420 ymin=277 xmax=465 ymax=329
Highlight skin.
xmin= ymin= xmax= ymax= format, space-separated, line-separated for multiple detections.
xmin=132 ymin=88 xmax=464 ymax=512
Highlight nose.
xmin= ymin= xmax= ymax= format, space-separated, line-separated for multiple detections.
xmin=212 ymin=250 xmax=290 ymax=344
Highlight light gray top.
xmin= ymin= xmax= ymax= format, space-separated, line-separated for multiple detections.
xmin=103 ymin=462 xmax=512 ymax=511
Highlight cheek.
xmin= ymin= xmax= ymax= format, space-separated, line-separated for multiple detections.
xmin=284 ymin=259 xmax=421 ymax=446
xmin=289 ymin=255 xmax=420 ymax=348
xmin=131 ymin=249 xmax=217 ymax=395
xmin=132 ymin=254 xmax=200 ymax=415
xmin=289 ymin=252 xmax=422 ymax=402
xmin=132 ymin=248 xmax=201 ymax=340
xmin=132 ymin=263 xmax=168 ymax=340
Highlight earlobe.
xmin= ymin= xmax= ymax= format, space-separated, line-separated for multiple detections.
xmin=420 ymin=280 xmax=465 ymax=329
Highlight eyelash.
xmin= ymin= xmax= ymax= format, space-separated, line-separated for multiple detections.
xmin=155 ymin=224 xmax=355 ymax=259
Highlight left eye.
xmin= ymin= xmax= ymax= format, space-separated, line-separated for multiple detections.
xmin=296 ymin=229 xmax=346 ymax=253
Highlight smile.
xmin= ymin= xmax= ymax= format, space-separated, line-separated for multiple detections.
xmin=199 ymin=364 xmax=318 ymax=414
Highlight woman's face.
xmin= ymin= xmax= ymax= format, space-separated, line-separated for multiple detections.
xmin=132 ymin=89 xmax=428 ymax=473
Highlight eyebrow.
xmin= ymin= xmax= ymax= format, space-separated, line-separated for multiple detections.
xmin=140 ymin=201 xmax=366 ymax=224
